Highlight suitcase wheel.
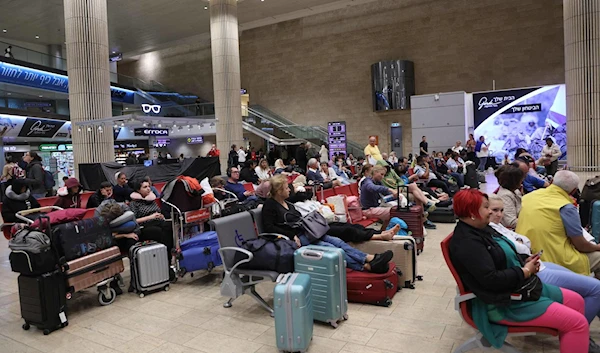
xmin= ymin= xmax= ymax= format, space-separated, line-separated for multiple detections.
xmin=98 ymin=287 xmax=117 ymax=306
xmin=416 ymin=275 xmax=423 ymax=281
xmin=22 ymin=322 xmax=30 ymax=331
xmin=164 ymin=285 xmax=170 ymax=292
xmin=43 ymin=329 xmax=51 ymax=335
xmin=343 ymin=314 xmax=348 ymax=321
xmin=139 ymin=292 xmax=145 ymax=298
xmin=383 ymin=298 xmax=393 ymax=307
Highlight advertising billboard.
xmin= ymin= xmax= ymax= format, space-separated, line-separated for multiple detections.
xmin=473 ymin=84 xmax=566 ymax=162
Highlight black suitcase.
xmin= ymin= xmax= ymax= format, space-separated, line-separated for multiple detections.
xmin=52 ymin=217 xmax=115 ymax=261
xmin=464 ymin=165 xmax=479 ymax=189
xmin=18 ymin=270 xmax=68 ymax=335
xmin=428 ymin=205 xmax=456 ymax=223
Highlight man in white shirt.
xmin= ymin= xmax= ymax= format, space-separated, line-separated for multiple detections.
xmin=237 ymin=147 xmax=247 ymax=164
xmin=539 ymin=137 xmax=561 ymax=176
xmin=451 ymin=141 xmax=464 ymax=154
xmin=414 ymin=155 xmax=451 ymax=194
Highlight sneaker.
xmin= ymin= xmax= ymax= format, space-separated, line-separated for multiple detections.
xmin=425 ymin=202 xmax=437 ymax=214
xmin=369 ymin=250 xmax=394 ymax=274
xmin=590 ymin=338 xmax=600 ymax=353
xmin=424 ymin=220 xmax=437 ymax=229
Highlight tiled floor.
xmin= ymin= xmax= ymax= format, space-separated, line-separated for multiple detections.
xmin=0 ymin=175 xmax=598 ymax=353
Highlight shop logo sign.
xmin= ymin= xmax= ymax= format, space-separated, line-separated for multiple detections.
xmin=477 ymin=95 xmax=516 ymax=110
xmin=18 ymin=118 xmax=65 ymax=138
xmin=141 ymin=104 xmax=161 ymax=114
xmin=134 ymin=128 xmax=169 ymax=136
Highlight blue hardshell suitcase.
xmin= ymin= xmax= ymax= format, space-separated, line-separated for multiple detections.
xmin=274 ymin=273 xmax=313 ymax=353
xmin=591 ymin=200 xmax=600 ymax=242
xmin=179 ymin=231 xmax=222 ymax=273
xmin=294 ymin=245 xmax=348 ymax=328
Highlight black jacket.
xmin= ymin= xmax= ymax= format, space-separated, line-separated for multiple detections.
xmin=25 ymin=160 xmax=46 ymax=195
xmin=295 ymin=147 xmax=308 ymax=170
xmin=262 ymin=198 xmax=302 ymax=239
xmin=113 ymin=184 xmax=133 ymax=203
xmin=87 ymin=190 xmax=110 ymax=209
xmin=449 ymin=221 xmax=526 ymax=306
xmin=2 ymin=187 xmax=40 ymax=222
xmin=240 ymin=166 xmax=259 ymax=184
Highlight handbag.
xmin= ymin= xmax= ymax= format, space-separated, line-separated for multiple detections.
xmin=285 ymin=209 xmax=330 ymax=243
xmin=514 ymin=275 xmax=543 ymax=301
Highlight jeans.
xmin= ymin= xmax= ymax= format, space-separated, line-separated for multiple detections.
xmin=497 ymin=288 xmax=588 ymax=353
xmin=477 ymin=157 xmax=488 ymax=171
xmin=298 ymin=234 xmax=366 ymax=271
xmin=537 ymin=262 xmax=600 ymax=323
xmin=449 ymin=172 xmax=464 ymax=187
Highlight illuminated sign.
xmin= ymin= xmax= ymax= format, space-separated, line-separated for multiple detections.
xmin=186 ymin=136 xmax=204 ymax=144
xmin=153 ymin=139 xmax=170 ymax=148
xmin=141 ymin=104 xmax=161 ymax=114
xmin=39 ymin=144 xmax=72 ymax=152
xmin=134 ymin=128 xmax=169 ymax=136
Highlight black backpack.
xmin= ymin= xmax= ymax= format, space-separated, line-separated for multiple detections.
xmin=464 ymin=164 xmax=479 ymax=189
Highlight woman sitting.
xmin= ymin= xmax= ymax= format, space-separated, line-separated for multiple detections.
xmin=2 ymin=179 xmax=40 ymax=222
xmin=450 ymin=189 xmax=589 ymax=353
xmin=494 ymin=165 xmax=525 ymax=229
xmin=254 ymin=159 xmax=272 ymax=182
xmin=240 ymin=160 xmax=259 ymax=184
xmin=262 ymin=175 xmax=393 ymax=273
xmin=54 ymin=177 xmax=83 ymax=209
xmin=129 ymin=179 xmax=174 ymax=255
xmin=489 ymin=194 xmax=600 ymax=350
xmin=274 ymin=159 xmax=299 ymax=177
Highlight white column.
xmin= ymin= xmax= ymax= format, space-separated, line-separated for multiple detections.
xmin=564 ymin=0 xmax=600 ymax=171
xmin=63 ymin=0 xmax=115 ymax=174
xmin=210 ymin=0 xmax=243 ymax=173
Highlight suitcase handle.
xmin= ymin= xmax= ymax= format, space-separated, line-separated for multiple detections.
xmin=276 ymin=273 xmax=292 ymax=284
xmin=301 ymin=250 xmax=323 ymax=260
xmin=92 ymin=266 xmax=109 ymax=274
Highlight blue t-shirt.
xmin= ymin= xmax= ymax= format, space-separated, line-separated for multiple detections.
xmin=475 ymin=141 xmax=485 ymax=152
xmin=522 ymin=174 xmax=546 ymax=193
xmin=225 ymin=181 xmax=247 ymax=201
xmin=560 ymin=204 xmax=583 ymax=237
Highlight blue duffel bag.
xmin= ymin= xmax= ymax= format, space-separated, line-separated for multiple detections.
xmin=179 ymin=231 xmax=223 ymax=273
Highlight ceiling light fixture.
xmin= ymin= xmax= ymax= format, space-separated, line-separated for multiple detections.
xmin=204 ymin=6 xmax=208 ymax=9
xmin=35 ymin=35 xmax=39 ymax=39
xmin=86 ymin=127 xmax=92 ymax=132
xmin=158 ymin=122 xmax=162 ymax=128
xmin=120 ymin=122 xmax=125 ymax=127
xmin=2 ymin=29 xmax=6 ymax=33
xmin=142 ymin=123 xmax=148 ymax=127
xmin=38 ymin=95 xmax=43 ymax=98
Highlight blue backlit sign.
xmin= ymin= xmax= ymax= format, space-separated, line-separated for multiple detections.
xmin=0 ymin=62 xmax=135 ymax=104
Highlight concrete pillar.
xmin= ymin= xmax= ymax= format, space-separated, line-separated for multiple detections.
xmin=47 ymin=44 xmax=64 ymax=70
xmin=564 ymin=0 xmax=600 ymax=171
xmin=63 ymin=0 xmax=115 ymax=174
xmin=210 ymin=0 xmax=243 ymax=173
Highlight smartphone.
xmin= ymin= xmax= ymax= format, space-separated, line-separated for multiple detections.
xmin=535 ymin=249 xmax=543 ymax=257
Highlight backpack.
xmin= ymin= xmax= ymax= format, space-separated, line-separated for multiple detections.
xmin=44 ymin=170 xmax=55 ymax=189
xmin=9 ymin=227 xmax=57 ymax=275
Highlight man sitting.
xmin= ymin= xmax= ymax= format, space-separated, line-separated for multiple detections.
xmin=224 ymin=166 xmax=258 ymax=205
xmin=444 ymin=151 xmax=466 ymax=188
xmin=515 ymin=157 xmax=549 ymax=193
xmin=359 ymin=165 xmax=397 ymax=225
xmin=87 ymin=181 xmax=114 ymax=209
xmin=306 ymin=158 xmax=340 ymax=188
xmin=414 ymin=155 xmax=451 ymax=195
xmin=516 ymin=170 xmax=600 ymax=278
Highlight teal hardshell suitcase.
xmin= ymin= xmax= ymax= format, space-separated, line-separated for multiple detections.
xmin=274 ymin=273 xmax=313 ymax=353
xmin=293 ymin=245 xmax=348 ymax=328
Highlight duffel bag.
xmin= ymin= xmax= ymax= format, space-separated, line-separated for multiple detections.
xmin=234 ymin=236 xmax=296 ymax=273
xmin=9 ymin=228 xmax=57 ymax=275
xmin=30 ymin=208 xmax=87 ymax=229
xmin=582 ymin=176 xmax=600 ymax=202
xmin=53 ymin=217 xmax=115 ymax=261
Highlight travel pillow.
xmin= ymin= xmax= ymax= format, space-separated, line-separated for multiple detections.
xmin=111 ymin=220 xmax=137 ymax=234
xmin=109 ymin=211 xmax=135 ymax=228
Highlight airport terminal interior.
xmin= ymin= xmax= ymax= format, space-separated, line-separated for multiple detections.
xmin=0 ymin=0 xmax=599 ymax=352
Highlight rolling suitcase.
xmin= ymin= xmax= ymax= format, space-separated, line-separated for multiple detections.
xmin=52 ymin=217 xmax=114 ymax=261
xmin=465 ymin=164 xmax=479 ymax=189
xmin=129 ymin=241 xmax=170 ymax=298
xmin=392 ymin=188 xmax=425 ymax=254
xmin=18 ymin=270 xmax=68 ymax=335
xmin=427 ymin=205 xmax=456 ymax=223
xmin=64 ymin=246 xmax=124 ymax=306
xmin=591 ymin=200 xmax=600 ymax=242
xmin=346 ymin=263 xmax=398 ymax=307
xmin=294 ymin=245 xmax=348 ymax=328
xmin=178 ymin=231 xmax=222 ymax=274
xmin=274 ymin=273 xmax=313 ymax=353
xmin=351 ymin=236 xmax=421 ymax=289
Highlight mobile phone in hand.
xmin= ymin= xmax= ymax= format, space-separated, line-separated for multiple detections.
xmin=534 ymin=249 xmax=543 ymax=257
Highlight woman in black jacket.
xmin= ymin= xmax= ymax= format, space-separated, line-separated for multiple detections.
xmin=2 ymin=179 xmax=40 ymax=222
xmin=239 ymin=160 xmax=259 ymax=184
xmin=261 ymin=175 xmax=392 ymax=273
xmin=449 ymin=189 xmax=589 ymax=353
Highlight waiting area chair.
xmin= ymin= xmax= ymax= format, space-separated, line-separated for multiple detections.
xmin=440 ymin=233 xmax=558 ymax=353
xmin=209 ymin=210 xmax=286 ymax=314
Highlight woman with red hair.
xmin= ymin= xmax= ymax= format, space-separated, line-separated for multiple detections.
xmin=449 ymin=189 xmax=591 ymax=353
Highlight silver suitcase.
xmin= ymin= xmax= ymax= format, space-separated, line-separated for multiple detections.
xmin=129 ymin=241 xmax=170 ymax=298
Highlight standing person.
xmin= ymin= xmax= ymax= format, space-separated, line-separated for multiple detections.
xmin=250 ymin=147 xmax=257 ymax=161
xmin=179 ymin=153 xmax=185 ymax=162
xmin=228 ymin=144 xmax=239 ymax=169
xmin=475 ymin=136 xmax=490 ymax=171
xmin=305 ymin=142 xmax=319 ymax=162
xmin=54 ymin=178 xmax=82 ymax=209
xmin=419 ymin=136 xmax=428 ymax=157
xmin=295 ymin=143 xmax=308 ymax=171
xmin=125 ymin=153 xmax=136 ymax=165
xmin=24 ymin=151 xmax=46 ymax=199
xmin=207 ymin=144 xmax=220 ymax=157
xmin=1 ymin=155 xmax=16 ymax=196
xmin=113 ymin=172 xmax=133 ymax=202
xmin=540 ymin=137 xmax=561 ymax=177
xmin=465 ymin=133 xmax=477 ymax=162
xmin=319 ymin=145 xmax=329 ymax=164
xmin=4 ymin=46 xmax=13 ymax=59
xmin=237 ymin=146 xmax=247 ymax=165
xmin=364 ymin=136 xmax=383 ymax=162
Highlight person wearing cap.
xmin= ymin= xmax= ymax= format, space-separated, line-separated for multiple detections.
xmin=54 ymin=177 xmax=83 ymax=209
xmin=540 ymin=137 xmax=562 ymax=176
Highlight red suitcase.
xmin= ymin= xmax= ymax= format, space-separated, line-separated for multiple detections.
xmin=391 ymin=206 xmax=424 ymax=254
xmin=346 ymin=263 xmax=399 ymax=307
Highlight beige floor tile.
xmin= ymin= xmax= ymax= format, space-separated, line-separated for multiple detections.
xmin=159 ymin=324 xmax=201 ymax=345
xmin=254 ymin=346 xmax=279 ymax=353
xmin=173 ymin=309 xmax=215 ymax=328
xmin=133 ymin=299 xmax=194 ymax=320
xmin=115 ymin=335 xmax=166 ymax=353
xmin=253 ymin=327 xmax=276 ymax=347
xmin=412 ymin=294 xmax=451 ymax=310
xmin=368 ymin=314 xmax=446 ymax=340
xmin=330 ymin=323 xmax=377 ymax=345
xmin=199 ymin=315 xmax=270 ymax=340
xmin=0 ymin=335 xmax=42 ymax=353
xmin=149 ymin=342 xmax=203 ymax=353
xmin=366 ymin=330 xmax=454 ymax=353
xmin=305 ymin=336 xmax=346 ymax=353
xmin=114 ymin=311 xmax=178 ymax=336
xmin=312 ymin=322 xmax=337 ymax=338
xmin=184 ymin=331 xmax=263 ymax=353
xmin=341 ymin=309 xmax=376 ymax=327
xmin=46 ymin=336 xmax=119 ymax=353
xmin=341 ymin=342 xmax=397 ymax=353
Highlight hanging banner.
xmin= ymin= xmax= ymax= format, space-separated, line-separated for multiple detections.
xmin=473 ymin=85 xmax=566 ymax=162
xmin=18 ymin=118 xmax=65 ymax=138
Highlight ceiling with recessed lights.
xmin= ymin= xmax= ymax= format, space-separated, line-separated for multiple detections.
xmin=0 ymin=0 xmax=376 ymax=56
